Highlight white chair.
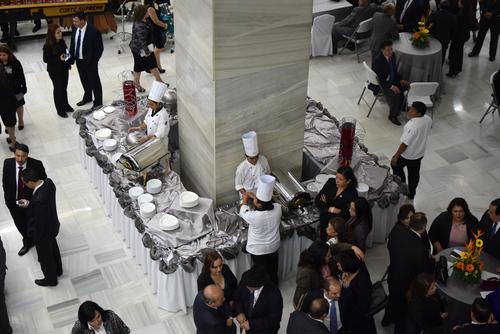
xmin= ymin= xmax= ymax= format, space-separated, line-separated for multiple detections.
xmin=311 ymin=14 xmax=336 ymax=57
xmin=358 ymin=61 xmax=382 ymax=117
xmin=339 ymin=18 xmax=373 ymax=63
xmin=405 ymin=82 xmax=440 ymax=118
xmin=480 ymin=71 xmax=500 ymax=123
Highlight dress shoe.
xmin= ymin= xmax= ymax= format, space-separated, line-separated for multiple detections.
xmin=35 ymin=279 xmax=57 ymax=287
xmin=58 ymin=112 xmax=68 ymax=118
xmin=18 ymin=245 xmax=32 ymax=256
xmin=32 ymin=24 xmax=41 ymax=33
xmin=6 ymin=137 xmax=11 ymax=144
xmin=76 ymin=99 xmax=92 ymax=106
xmin=468 ymin=52 xmax=478 ymax=57
xmin=66 ymin=107 xmax=74 ymax=112
xmin=489 ymin=56 xmax=495 ymax=62
xmin=389 ymin=117 xmax=401 ymax=126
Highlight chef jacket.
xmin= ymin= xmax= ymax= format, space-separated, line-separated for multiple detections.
xmin=234 ymin=155 xmax=270 ymax=196
xmin=144 ymin=106 xmax=170 ymax=147
xmin=239 ymin=203 xmax=281 ymax=255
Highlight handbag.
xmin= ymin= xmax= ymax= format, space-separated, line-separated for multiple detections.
xmin=435 ymin=255 xmax=449 ymax=285
xmin=367 ymin=266 xmax=389 ymax=316
xmin=480 ymin=278 xmax=500 ymax=291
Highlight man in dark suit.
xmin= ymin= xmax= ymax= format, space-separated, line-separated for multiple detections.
xmin=395 ymin=0 xmax=430 ymax=32
xmin=233 ymin=265 xmax=283 ymax=334
xmin=469 ymin=0 xmax=500 ymax=62
xmin=372 ymin=40 xmax=410 ymax=125
xmin=370 ymin=3 xmax=399 ymax=62
xmin=387 ymin=212 xmax=436 ymax=334
xmin=479 ymin=198 xmax=500 ymax=261
xmin=287 ymin=298 xmax=330 ymax=334
xmin=69 ymin=12 xmax=104 ymax=109
xmin=0 ymin=236 xmax=12 ymax=334
xmin=20 ymin=168 xmax=62 ymax=287
xmin=193 ymin=284 xmax=235 ymax=334
xmin=2 ymin=143 xmax=47 ymax=256
xmin=430 ymin=1 xmax=458 ymax=63
xmin=452 ymin=297 xmax=500 ymax=333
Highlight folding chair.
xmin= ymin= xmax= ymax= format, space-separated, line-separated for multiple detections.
xmin=358 ymin=61 xmax=382 ymax=117
xmin=480 ymin=71 xmax=500 ymax=123
xmin=405 ymin=82 xmax=439 ymax=119
xmin=311 ymin=14 xmax=336 ymax=57
xmin=339 ymin=18 xmax=373 ymax=63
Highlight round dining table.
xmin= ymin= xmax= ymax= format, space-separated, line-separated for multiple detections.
xmin=437 ymin=247 xmax=500 ymax=332
xmin=392 ymin=32 xmax=442 ymax=83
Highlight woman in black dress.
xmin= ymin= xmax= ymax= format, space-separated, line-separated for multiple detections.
xmin=315 ymin=166 xmax=358 ymax=241
xmin=0 ymin=45 xmax=20 ymax=151
xmin=43 ymin=23 xmax=74 ymax=118
xmin=144 ymin=0 xmax=169 ymax=74
xmin=347 ymin=197 xmax=373 ymax=252
xmin=129 ymin=5 xmax=163 ymax=92
xmin=0 ymin=45 xmax=26 ymax=131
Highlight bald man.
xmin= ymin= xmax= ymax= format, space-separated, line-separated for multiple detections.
xmin=287 ymin=297 xmax=330 ymax=334
xmin=301 ymin=278 xmax=342 ymax=333
xmin=193 ymin=284 xmax=235 ymax=334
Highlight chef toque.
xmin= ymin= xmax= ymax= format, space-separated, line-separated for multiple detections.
xmin=148 ymin=81 xmax=168 ymax=103
xmin=242 ymin=131 xmax=259 ymax=157
xmin=256 ymin=175 xmax=275 ymax=202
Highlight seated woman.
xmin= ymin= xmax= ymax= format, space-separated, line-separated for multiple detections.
xmin=347 ymin=197 xmax=373 ymax=252
xmin=337 ymin=249 xmax=376 ymax=334
xmin=325 ymin=216 xmax=354 ymax=246
xmin=71 ymin=301 xmax=130 ymax=334
xmin=315 ymin=166 xmax=359 ymax=241
xmin=429 ymin=197 xmax=479 ymax=254
xmin=405 ymin=273 xmax=447 ymax=334
xmin=197 ymin=250 xmax=238 ymax=306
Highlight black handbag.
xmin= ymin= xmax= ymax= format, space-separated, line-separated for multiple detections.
xmin=367 ymin=266 xmax=389 ymax=316
xmin=435 ymin=255 xmax=449 ymax=285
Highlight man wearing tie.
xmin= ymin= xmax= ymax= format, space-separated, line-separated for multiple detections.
xmin=19 ymin=168 xmax=62 ymax=287
xmin=372 ymin=40 xmax=410 ymax=125
xmin=480 ymin=199 xmax=500 ymax=261
xmin=2 ymin=143 xmax=46 ymax=256
xmin=395 ymin=0 xmax=429 ymax=32
xmin=69 ymin=12 xmax=104 ymax=109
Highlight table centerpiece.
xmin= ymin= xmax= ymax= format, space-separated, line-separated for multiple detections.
xmin=410 ymin=10 xmax=432 ymax=48
xmin=452 ymin=229 xmax=485 ymax=284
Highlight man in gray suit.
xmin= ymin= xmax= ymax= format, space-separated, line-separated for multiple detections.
xmin=370 ymin=3 xmax=399 ymax=63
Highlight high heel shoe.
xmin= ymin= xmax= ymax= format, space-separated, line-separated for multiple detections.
xmin=158 ymin=68 xmax=166 ymax=74
xmin=18 ymin=124 xmax=24 ymax=130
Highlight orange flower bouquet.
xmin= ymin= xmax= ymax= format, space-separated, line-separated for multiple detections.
xmin=452 ymin=230 xmax=484 ymax=283
xmin=410 ymin=10 xmax=432 ymax=48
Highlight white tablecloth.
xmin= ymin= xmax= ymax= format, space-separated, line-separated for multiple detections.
xmin=79 ymin=138 xmax=313 ymax=313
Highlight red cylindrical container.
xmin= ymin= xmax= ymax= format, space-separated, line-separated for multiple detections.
xmin=338 ymin=117 xmax=356 ymax=167
xmin=123 ymin=80 xmax=137 ymax=117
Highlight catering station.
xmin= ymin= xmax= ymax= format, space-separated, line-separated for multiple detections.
xmin=73 ymin=76 xmax=405 ymax=312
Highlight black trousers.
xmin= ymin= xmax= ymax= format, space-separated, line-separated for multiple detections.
xmin=392 ymin=156 xmax=423 ymax=198
xmin=35 ymin=237 xmax=62 ymax=283
xmin=0 ymin=273 xmax=12 ymax=334
xmin=471 ymin=16 xmax=499 ymax=58
xmin=448 ymin=39 xmax=465 ymax=73
xmin=76 ymin=60 xmax=102 ymax=106
xmin=251 ymin=251 xmax=279 ymax=286
xmin=48 ymin=70 xmax=71 ymax=114
xmin=7 ymin=204 xmax=33 ymax=248
xmin=382 ymin=86 xmax=405 ymax=118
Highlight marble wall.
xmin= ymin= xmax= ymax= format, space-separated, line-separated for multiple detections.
xmin=177 ymin=0 xmax=313 ymax=204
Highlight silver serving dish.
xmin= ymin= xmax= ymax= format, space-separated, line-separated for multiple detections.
xmin=119 ymin=138 xmax=169 ymax=172
xmin=162 ymin=89 xmax=177 ymax=113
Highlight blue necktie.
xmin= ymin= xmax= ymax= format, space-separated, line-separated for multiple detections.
xmin=75 ymin=29 xmax=81 ymax=60
xmin=492 ymin=222 xmax=498 ymax=238
xmin=388 ymin=58 xmax=395 ymax=84
xmin=248 ymin=292 xmax=254 ymax=314
xmin=330 ymin=300 xmax=338 ymax=334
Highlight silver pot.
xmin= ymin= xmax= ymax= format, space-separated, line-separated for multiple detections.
xmin=162 ymin=89 xmax=177 ymax=113
xmin=126 ymin=131 xmax=144 ymax=146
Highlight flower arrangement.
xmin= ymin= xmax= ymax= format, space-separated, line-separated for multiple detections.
xmin=410 ymin=10 xmax=432 ymax=48
xmin=452 ymin=229 xmax=485 ymax=284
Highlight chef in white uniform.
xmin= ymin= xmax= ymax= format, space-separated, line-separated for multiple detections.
xmin=239 ymin=175 xmax=281 ymax=285
xmin=235 ymin=131 xmax=271 ymax=198
xmin=128 ymin=81 xmax=170 ymax=148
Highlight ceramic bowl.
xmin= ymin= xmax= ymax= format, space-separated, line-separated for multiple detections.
xmin=128 ymin=186 xmax=144 ymax=200
xmin=138 ymin=193 xmax=154 ymax=204
xmin=95 ymin=128 xmax=112 ymax=141
xmin=159 ymin=214 xmax=179 ymax=231
xmin=140 ymin=202 xmax=156 ymax=219
xmin=103 ymin=139 xmax=118 ymax=152
xmin=180 ymin=191 xmax=199 ymax=208
xmin=146 ymin=179 xmax=162 ymax=194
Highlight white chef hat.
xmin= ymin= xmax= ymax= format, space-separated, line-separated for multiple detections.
xmin=256 ymin=175 xmax=275 ymax=202
xmin=242 ymin=131 xmax=259 ymax=157
xmin=148 ymin=81 xmax=168 ymax=103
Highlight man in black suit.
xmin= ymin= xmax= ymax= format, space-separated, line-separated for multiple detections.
xmin=19 ymin=168 xmax=62 ymax=287
xmin=395 ymin=0 xmax=430 ymax=32
xmin=469 ymin=0 xmax=500 ymax=62
xmin=452 ymin=297 xmax=500 ymax=333
xmin=2 ymin=143 xmax=46 ymax=256
xmin=287 ymin=298 xmax=330 ymax=334
xmin=69 ymin=12 xmax=104 ymax=109
xmin=387 ymin=212 xmax=436 ymax=334
xmin=479 ymin=198 xmax=500 ymax=261
xmin=193 ymin=284 xmax=235 ymax=334
xmin=0 ymin=236 xmax=12 ymax=334
xmin=233 ymin=265 xmax=283 ymax=334
xmin=372 ymin=40 xmax=410 ymax=125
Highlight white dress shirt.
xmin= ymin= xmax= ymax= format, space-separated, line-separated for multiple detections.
xmin=234 ymin=155 xmax=270 ymax=195
xmin=15 ymin=161 xmax=27 ymax=199
xmin=33 ymin=180 xmax=44 ymax=196
xmin=323 ymin=292 xmax=342 ymax=331
xmin=88 ymin=322 xmax=107 ymax=334
xmin=239 ymin=203 xmax=281 ymax=255
xmin=252 ymin=286 xmax=264 ymax=307
xmin=400 ymin=114 xmax=432 ymax=160
xmin=76 ymin=23 xmax=87 ymax=60
xmin=144 ymin=106 xmax=170 ymax=147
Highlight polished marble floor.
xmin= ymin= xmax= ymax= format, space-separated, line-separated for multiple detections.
xmin=1 ymin=20 xmax=499 ymax=334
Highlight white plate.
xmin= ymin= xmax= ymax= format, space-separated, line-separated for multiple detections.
xmin=307 ymin=182 xmax=322 ymax=193
xmin=180 ymin=191 xmax=199 ymax=208
xmin=159 ymin=214 xmax=180 ymax=231
xmin=138 ymin=193 xmax=154 ymax=204
xmin=93 ymin=110 xmax=106 ymax=120
xmin=103 ymin=138 xmax=118 ymax=151
xmin=128 ymin=186 xmax=144 ymax=200
xmin=140 ymin=202 xmax=156 ymax=219
xmin=103 ymin=106 xmax=115 ymax=114
xmin=95 ymin=128 xmax=112 ymax=140
xmin=315 ymin=174 xmax=335 ymax=184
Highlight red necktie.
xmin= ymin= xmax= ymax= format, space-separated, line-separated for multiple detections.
xmin=17 ymin=166 xmax=24 ymax=200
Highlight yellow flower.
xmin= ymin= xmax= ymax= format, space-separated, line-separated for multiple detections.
xmin=476 ymin=239 xmax=483 ymax=248
xmin=422 ymin=29 xmax=429 ymax=34
xmin=418 ymin=21 xmax=425 ymax=26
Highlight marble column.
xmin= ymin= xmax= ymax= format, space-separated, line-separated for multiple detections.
xmin=176 ymin=0 xmax=312 ymax=205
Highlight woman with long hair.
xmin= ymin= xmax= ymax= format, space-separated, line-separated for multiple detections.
xmin=0 ymin=45 xmax=26 ymax=132
xmin=347 ymin=197 xmax=373 ymax=252
xmin=0 ymin=45 xmax=20 ymax=150
xmin=144 ymin=0 xmax=168 ymax=73
xmin=197 ymin=250 xmax=238 ymax=305
xmin=71 ymin=300 xmax=130 ymax=333
xmin=43 ymin=23 xmax=73 ymax=118
xmin=325 ymin=216 xmax=354 ymax=246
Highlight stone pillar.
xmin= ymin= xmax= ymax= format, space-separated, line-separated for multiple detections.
xmin=176 ymin=0 xmax=312 ymax=205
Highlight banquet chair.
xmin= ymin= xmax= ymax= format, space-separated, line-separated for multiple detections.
xmin=339 ymin=18 xmax=373 ymax=63
xmin=479 ymin=71 xmax=500 ymax=123
xmin=358 ymin=61 xmax=382 ymax=117
xmin=311 ymin=14 xmax=336 ymax=57
xmin=405 ymin=82 xmax=439 ymax=119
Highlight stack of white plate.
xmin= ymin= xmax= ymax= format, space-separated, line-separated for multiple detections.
xmin=140 ymin=203 xmax=156 ymax=219
xmin=315 ymin=174 xmax=335 ymax=185
xmin=95 ymin=128 xmax=112 ymax=141
xmin=103 ymin=106 xmax=115 ymax=114
xmin=138 ymin=193 xmax=154 ymax=204
xmin=180 ymin=191 xmax=199 ymax=208
xmin=146 ymin=179 xmax=162 ymax=194
xmin=103 ymin=139 xmax=118 ymax=152
xmin=159 ymin=214 xmax=180 ymax=231
xmin=357 ymin=183 xmax=369 ymax=198
xmin=128 ymin=186 xmax=144 ymax=200
xmin=93 ymin=109 xmax=106 ymax=120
